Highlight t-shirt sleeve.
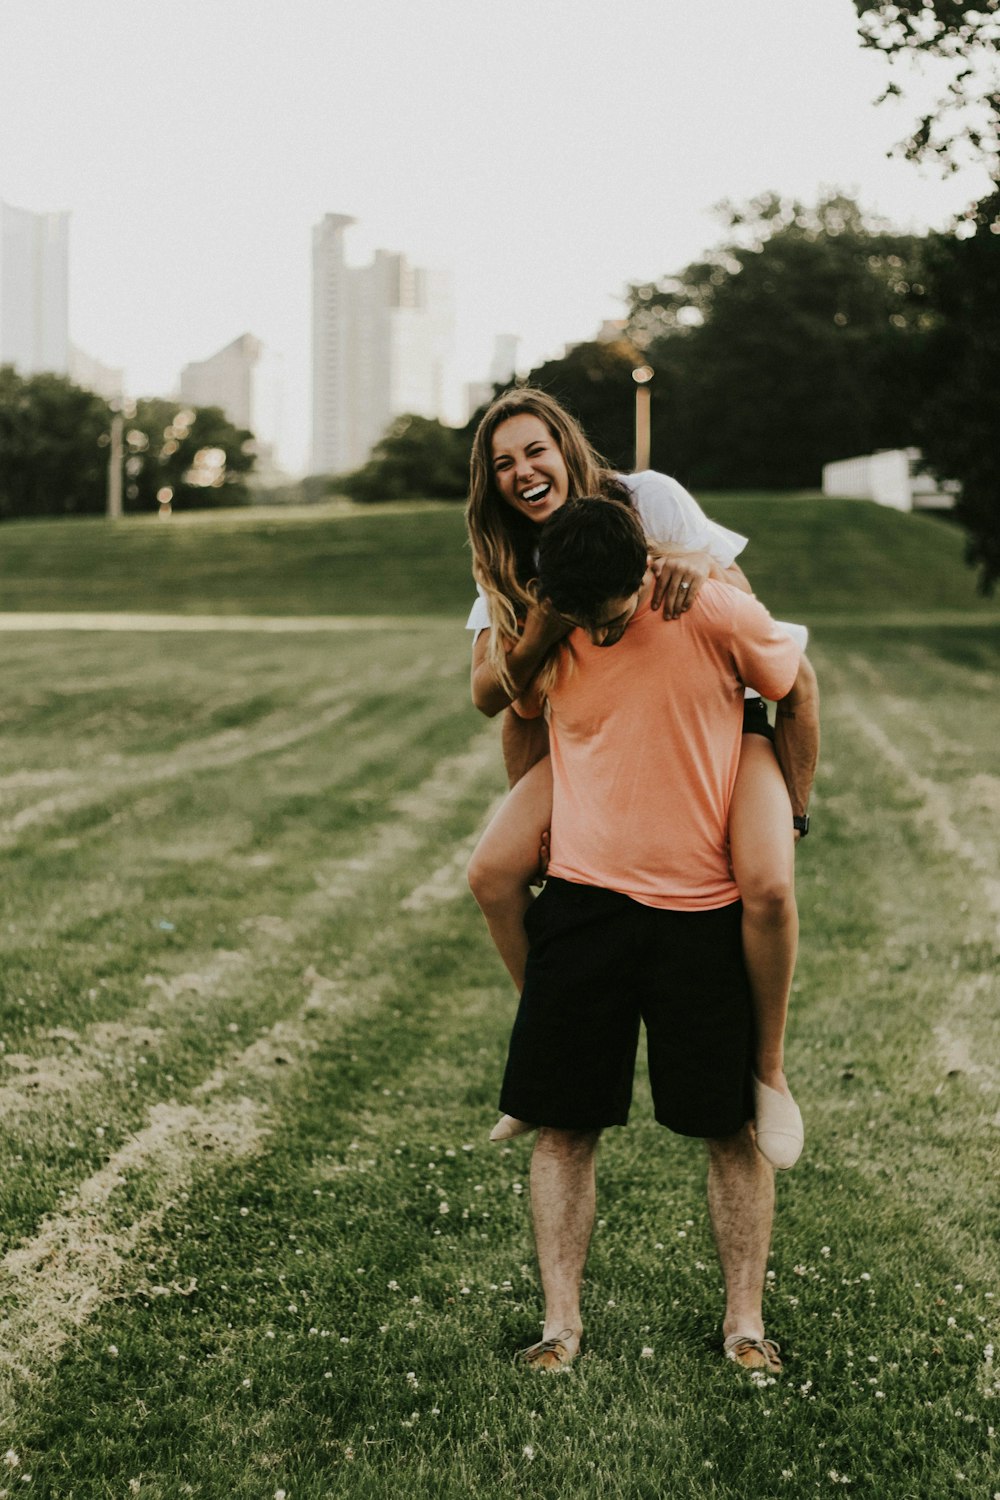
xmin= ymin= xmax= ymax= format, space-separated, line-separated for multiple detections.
xmin=725 ymin=589 xmax=802 ymax=702
xmin=465 ymin=583 xmax=491 ymax=633
xmin=626 ymin=470 xmax=748 ymax=568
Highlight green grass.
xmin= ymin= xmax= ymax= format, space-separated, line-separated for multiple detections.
xmin=0 ymin=503 xmax=996 ymax=1496
xmin=0 ymin=494 xmax=994 ymax=621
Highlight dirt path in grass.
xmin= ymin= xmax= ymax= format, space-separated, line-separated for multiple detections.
xmin=0 ymin=612 xmax=458 ymax=632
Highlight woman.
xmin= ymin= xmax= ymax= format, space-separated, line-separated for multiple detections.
xmin=464 ymin=388 xmax=806 ymax=1168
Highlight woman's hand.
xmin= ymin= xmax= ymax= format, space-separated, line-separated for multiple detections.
xmin=650 ymin=550 xmax=714 ymax=619
xmin=523 ymin=591 xmax=574 ymax=651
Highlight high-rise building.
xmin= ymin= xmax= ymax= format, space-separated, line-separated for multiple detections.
xmin=0 ymin=201 xmax=70 ymax=376
xmin=69 ymin=343 xmax=124 ymax=402
xmin=179 ymin=332 xmax=261 ymax=431
xmin=311 ymin=214 xmax=453 ymax=475
xmin=466 ymin=333 xmax=520 ymax=419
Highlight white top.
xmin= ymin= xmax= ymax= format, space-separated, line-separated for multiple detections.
xmin=465 ymin=470 xmax=808 ymax=692
xmin=464 ymin=470 xmax=748 ymax=633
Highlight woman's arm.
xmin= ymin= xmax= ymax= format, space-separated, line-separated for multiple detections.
xmin=470 ymin=601 xmax=571 ymax=717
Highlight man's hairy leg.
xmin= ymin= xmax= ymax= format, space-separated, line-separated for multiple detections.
xmin=705 ymin=1123 xmax=775 ymax=1340
xmin=529 ymin=1128 xmax=601 ymax=1357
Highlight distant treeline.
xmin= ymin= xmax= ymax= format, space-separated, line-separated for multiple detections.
xmin=332 ymin=189 xmax=999 ymax=592
xmin=0 ymin=367 xmax=256 ymax=520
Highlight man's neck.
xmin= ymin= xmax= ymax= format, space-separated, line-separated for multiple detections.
xmin=635 ymin=577 xmax=655 ymax=613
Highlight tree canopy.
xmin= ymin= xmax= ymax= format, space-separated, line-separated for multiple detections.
xmin=336 ymin=414 xmax=469 ymax=503
xmin=0 ymin=369 xmax=256 ymax=521
xmin=0 ymin=368 xmax=108 ymax=520
xmin=124 ymin=399 xmax=256 ymax=513
xmin=624 ymin=193 xmax=929 ymax=488
xmin=854 ymin=1 xmax=1000 ymax=178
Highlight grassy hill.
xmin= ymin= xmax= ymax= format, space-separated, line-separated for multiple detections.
xmin=0 ymin=493 xmax=994 ymax=620
xmin=0 ymin=492 xmax=996 ymax=1494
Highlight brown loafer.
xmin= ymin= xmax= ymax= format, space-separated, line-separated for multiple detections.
xmin=518 ymin=1328 xmax=578 ymax=1372
xmin=723 ymin=1332 xmax=783 ymax=1374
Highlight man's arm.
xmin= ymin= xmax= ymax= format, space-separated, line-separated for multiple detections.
xmin=773 ymin=655 xmax=820 ymax=827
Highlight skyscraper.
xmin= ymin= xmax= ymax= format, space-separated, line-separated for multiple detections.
xmin=179 ymin=332 xmax=262 ymax=430
xmin=0 ymin=201 xmax=70 ymax=376
xmin=311 ymin=215 xmax=453 ymax=475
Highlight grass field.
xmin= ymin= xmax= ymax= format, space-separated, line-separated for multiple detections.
xmin=1 ymin=494 xmax=997 ymax=622
xmin=0 ymin=499 xmax=997 ymax=1497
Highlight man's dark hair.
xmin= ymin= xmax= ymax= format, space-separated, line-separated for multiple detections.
xmin=536 ymin=496 xmax=648 ymax=625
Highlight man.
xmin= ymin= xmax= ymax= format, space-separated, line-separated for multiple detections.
xmin=498 ymin=497 xmax=819 ymax=1375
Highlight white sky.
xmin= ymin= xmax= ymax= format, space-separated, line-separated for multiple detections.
xmin=0 ymin=0 xmax=991 ymax=472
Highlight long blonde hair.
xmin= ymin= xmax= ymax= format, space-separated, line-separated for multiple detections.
xmin=466 ymin=388 xmax=630 ymax=697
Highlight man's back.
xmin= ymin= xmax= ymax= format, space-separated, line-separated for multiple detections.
xmin=522 ymin=581 xmax=799 ymax=910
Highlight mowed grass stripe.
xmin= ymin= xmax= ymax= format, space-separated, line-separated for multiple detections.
xmin=14 ymin=733 xmax=998 ymax=1499
xmin=0 ymin=716 xmax=503 ymax=1425
xmin=0 ymin=629 xmax=993 ymax=1497
xmin=0 ymin=630 xmax=490 ymax=1238
xmin=0 ymin=645 xmax=453 ymax=844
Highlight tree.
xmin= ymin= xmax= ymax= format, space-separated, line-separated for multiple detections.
xmin=854 ymin=1 xmax=1000 ymax=177
xmin=516 ymin=337 xmax=643 ymax=473
xmin=625 ymin=193 xmax=929 ymax=488
xmin=914 ymin=190 xmax=1000 ymax=588
xmin=856 ymin=3 xmax=1000 ymax=589
xmin=123 ymin=399 xmax=256 ymax=513
xmin=337 ymin=414 xmax=469 ymax=502
xmin=0 ymin=367 xmax=109 ymax=519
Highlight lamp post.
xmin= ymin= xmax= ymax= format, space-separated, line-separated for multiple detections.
xmin=106 ymin=405 xmax=124 ymax=519
xmin=632 ymin=364 xmax=654 ymax=471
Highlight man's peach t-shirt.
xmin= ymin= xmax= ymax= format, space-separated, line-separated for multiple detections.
xmin=516 ymin=581 xmax=801 ymax=911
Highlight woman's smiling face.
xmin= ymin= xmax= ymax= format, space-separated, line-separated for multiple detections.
xmin=490 ymin=413 xmax=571 ymax=524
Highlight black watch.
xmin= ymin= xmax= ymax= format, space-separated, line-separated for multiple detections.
xmin=793 ymin=814 xmax=810 ymax=837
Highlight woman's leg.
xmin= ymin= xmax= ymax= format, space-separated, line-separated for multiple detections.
xmin=729 ymin=734 xmax=798 ymax=1097
xmin=467 ymin=754 xmax=553 ymax=992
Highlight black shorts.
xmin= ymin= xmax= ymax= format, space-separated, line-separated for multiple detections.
xmin=742 ymin=695 xmax=774 ymax=741
xmin=499 ymin=879 xmax=754 ymax=1138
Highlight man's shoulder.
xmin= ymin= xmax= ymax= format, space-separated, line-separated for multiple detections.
xmin=690 ymin=579 xmax=745 ymax=628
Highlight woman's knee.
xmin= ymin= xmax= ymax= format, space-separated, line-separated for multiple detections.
xmin=740 ymin=867 xmax=796 ymax=920
xmin=467 ymin=841 xmax=519 ymax=909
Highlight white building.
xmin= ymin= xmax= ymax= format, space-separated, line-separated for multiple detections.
xmin=466 ymin=334 xmax=520 ymax=419
xmin=822 ymin=448 xmax=958 ymax=512
xmin=311 ymin=214 xmax=453 ymax=474
xmin=179 ymin=332 xmax=261 ymax=431
xmin=0 ymin=201 xmax=69 ymax=376
xmin=69 ymin=343 xmax=124 ymax=402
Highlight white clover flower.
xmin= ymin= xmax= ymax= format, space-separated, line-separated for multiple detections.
xmin=641 ymin=1346 xmax=654 ymax=1359
xmin=522 ymin=1445 xmax=535 ymax=1461
xmin=3 ymin=1455 xmax=18 ymax=1471
xmin=439 ymin=1201 xmax=450 ymax=1215
xmin=107 ymin=1345 xmax=119 ymax=1358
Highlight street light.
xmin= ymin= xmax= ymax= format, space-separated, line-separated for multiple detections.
xmin=632 ymin=364 xmax=654 ymax=471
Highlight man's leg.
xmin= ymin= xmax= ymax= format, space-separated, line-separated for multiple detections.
xmin=527 ymin=1126 xmax=601 ymax=1365
xmin=706 ymin=1122 xmax=778 ymax=1364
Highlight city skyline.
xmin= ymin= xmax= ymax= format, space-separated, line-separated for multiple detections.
xmin=311 ymin=215 xmax=453 ymax=474
xmin=0 ymin=0 xmax=992 ymax=474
